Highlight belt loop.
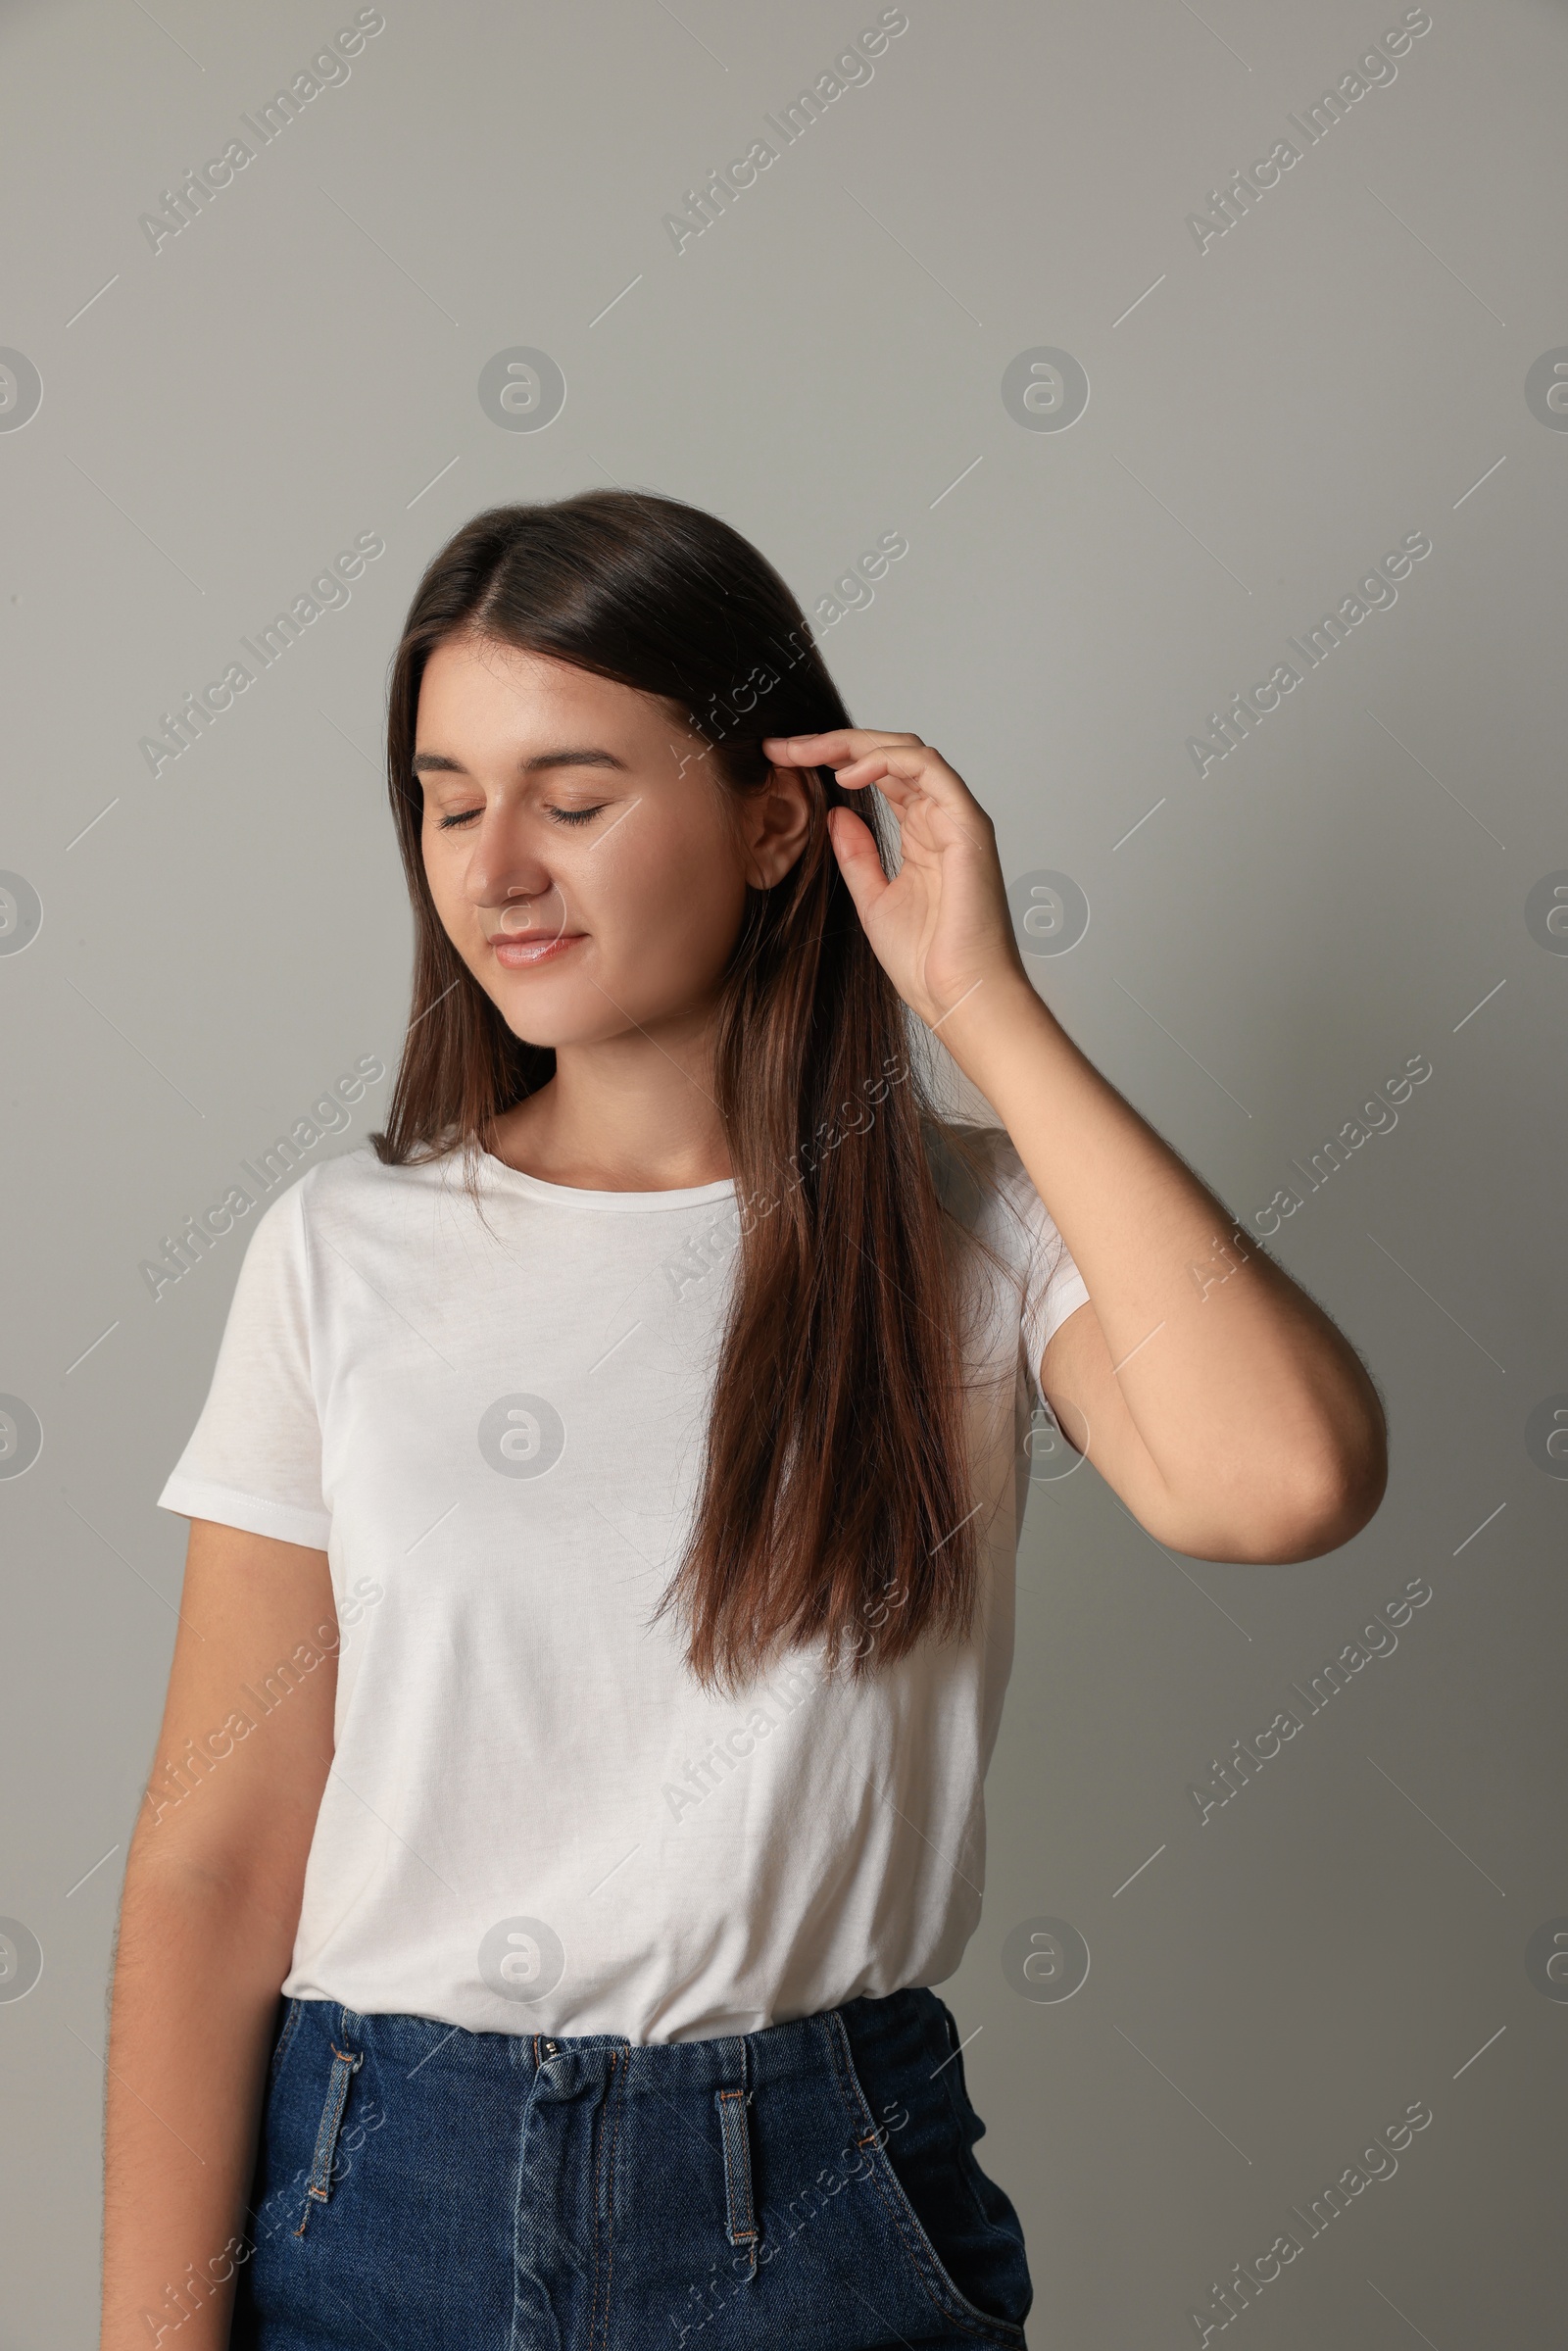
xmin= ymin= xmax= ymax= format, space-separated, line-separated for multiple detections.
xmin=713 ymin=2035 xmax=760 ymax=2280
xmin=294 ymin=2037 xmax=364 ymax=2236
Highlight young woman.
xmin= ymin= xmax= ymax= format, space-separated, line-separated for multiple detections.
xmin=100 ymin=490 xmax=1386 ymax=2349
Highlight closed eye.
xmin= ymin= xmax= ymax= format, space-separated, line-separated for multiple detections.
xmin=436 ymin=805 xmax=606 ymax=830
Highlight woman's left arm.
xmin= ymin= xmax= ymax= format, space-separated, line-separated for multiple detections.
xmin=764 ymin=727 xmax=1388 ymax=1564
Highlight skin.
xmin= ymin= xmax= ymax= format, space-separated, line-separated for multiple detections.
xmin=100 ymin=1525 xmax=338 ymax=2350
xmin=417 ymin=635 xmax=1385 ymax=1558
xmin=101 ymin=635 xmax=1384 ymax=2344
xmin=413 ymin=633 xmax=813 ymax=1191
xmin=768 ymin=724 xmax=1388 ymax=1561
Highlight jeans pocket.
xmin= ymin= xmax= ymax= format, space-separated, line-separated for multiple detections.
xmin=267 ymin=1995 xmax=304 ymax=2088
xmin=824 ymin=2009 xmax=1032 ymax=2346
xmin=933 ymin=1999 xmax=1032 ymax=2249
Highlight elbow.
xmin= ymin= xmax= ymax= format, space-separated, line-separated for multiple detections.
xmin=1253 ymin=1453 xmax=1387 ymax=1561
xmin=1126 ymin=1375 xmax=1392 ymax=1563
xmin=1163 ymin=1405 xmax=1390 ymax=1565
xmin=1232 ymin=1413 xmax=1390 ymax=1563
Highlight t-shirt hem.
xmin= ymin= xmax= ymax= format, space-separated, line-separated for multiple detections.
xmin=157 ymin=1476 xmax=331 ymax=1552
xmin=274 ymin=1970 xmax=950 ymax=2043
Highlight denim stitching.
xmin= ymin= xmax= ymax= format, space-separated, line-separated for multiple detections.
xmin=822 ymin=2009 xmax=1025 ymax=2347
xmin=507 ymin=2050 xmax=540 ymax=2351
xmin=293 ymin=2037 xmax=364 ymax=2235
xmin=932 ymin=1997 xmax=1003 ymax=2236
xmin=268 ymin=1995 xmax=303 ymax=2084
xmin=588 ymin=2046 xmax=625 ymax=2351
xmin=307 ymin=2043 xmax=362 ymax=2197
xmin=715 ymin=2089 xmax=758 ymax=2242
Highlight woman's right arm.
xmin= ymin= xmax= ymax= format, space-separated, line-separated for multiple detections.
xmin=100 ymin=1519 xmax=338 ymax=2351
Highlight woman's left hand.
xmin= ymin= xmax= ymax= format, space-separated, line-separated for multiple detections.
xmin=761 ymin=729 xmax=1027 ymax=1034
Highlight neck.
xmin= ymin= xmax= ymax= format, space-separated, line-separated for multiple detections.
xmin=487 ymin=1028 xmax=730 ymax=1191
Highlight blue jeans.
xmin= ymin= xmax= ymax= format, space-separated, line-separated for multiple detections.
xmin=231 ymin=1983 xmax=1033 ymax=2348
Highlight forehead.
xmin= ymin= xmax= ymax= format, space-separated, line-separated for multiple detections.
xmin=416 ymin=637 xmax=670 ymax=739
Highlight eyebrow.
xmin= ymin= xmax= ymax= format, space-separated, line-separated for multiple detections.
xmin=411 ymin=747 xmax=632 ymax=777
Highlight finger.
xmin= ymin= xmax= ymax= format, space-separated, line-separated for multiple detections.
xmin=824 ymin=803 xmax=891 ymax=922
xmin=825 ymin=742 xmax=987 ymax=824
xmin=761 ymin=728 xmax=924 ymax=766
xmin=763 ymin=732 xmax=962 ymax=811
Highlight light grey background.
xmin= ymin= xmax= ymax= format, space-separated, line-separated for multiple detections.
xmin=2 ymin=0 xmax=1563 ymax=2339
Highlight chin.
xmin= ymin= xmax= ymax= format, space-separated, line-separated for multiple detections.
xmin=491 ymin=998 xmax=623 ymax=1049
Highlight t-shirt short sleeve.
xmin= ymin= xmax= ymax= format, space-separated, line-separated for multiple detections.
xmin=156 ymin=1176 xmax=330 ymax=1550
xmin=983 ymin=1128 xmax=1091 ymax=1410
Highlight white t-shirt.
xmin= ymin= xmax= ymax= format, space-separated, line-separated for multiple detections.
xmin=157 ymin=1124 xmax=1089 ymax=2044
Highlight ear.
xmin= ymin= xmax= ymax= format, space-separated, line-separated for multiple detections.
xmin=742 ymin=761 xmax=816 ymax=891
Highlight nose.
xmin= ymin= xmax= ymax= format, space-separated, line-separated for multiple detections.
xmin=466 ymin=857 xmax=568 ymax=943
xmin=462 ymin=823 xmax=561 ymax=922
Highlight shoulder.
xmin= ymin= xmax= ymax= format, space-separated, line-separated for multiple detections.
xmin=250 ymin=1144 xmax=454 ymax=1252
xmin=306 ymin=1139 xmax=469 ymax=1208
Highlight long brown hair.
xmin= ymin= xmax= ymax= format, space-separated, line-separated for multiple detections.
xmin=374 ymin=489 xmax=1012 ymax=1692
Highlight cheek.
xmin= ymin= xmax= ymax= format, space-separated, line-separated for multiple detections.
xmin=420 ymin=834 xmax=475 ymax=947
xmin=419 ymin=834 xmax=448 ymax=913
xmin=589 ymin=814 xmax=743 ymax=947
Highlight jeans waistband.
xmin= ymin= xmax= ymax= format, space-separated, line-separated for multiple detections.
xmin=313 ymin=1981 xmax=943 ymax=2099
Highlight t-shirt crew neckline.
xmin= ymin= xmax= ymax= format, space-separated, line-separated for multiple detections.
xmin=475 ymin=1147 xmax=736 ymax=1211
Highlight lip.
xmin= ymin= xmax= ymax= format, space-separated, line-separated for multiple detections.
xmin=488 ymin=931 xmax=585 ymax=967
